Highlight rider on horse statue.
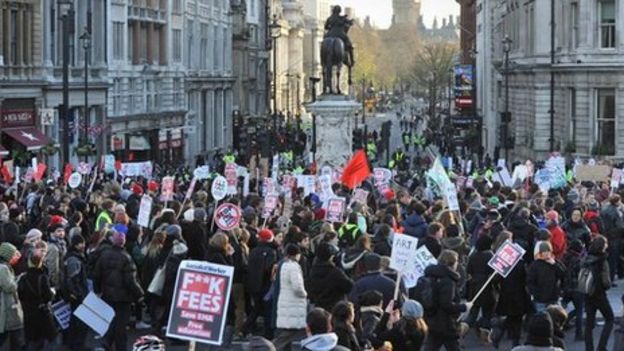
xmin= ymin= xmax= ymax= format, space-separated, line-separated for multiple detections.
xmin=324 ymin=5 xmax=354 ymax=66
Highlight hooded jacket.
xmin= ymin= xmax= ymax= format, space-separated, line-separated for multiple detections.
xmin=561 ymin=220 xmax=591 ymax=248
xmin=423 ymin=264 xmax=467 ymax=337
xmin=581 ymin=251 xmax=610 ymax=297
xmin=306 ymin=260 xmax=353 ymax=312
xmin=301 ymin=333 xmax=350 ymax=351
xmin=401 ymin=212 xmax=427 ymax=238
xmin=526 ymin=259 xmax=565 ymax=303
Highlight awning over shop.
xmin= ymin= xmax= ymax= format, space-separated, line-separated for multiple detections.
xmin=3 ymin=128 xmax=53 ymax=151
xmin=0 ymin=145 xmax=7 ymax=156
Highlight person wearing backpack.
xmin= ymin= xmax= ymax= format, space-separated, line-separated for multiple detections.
xmin=560 ymin=239 xmax=585 ymax=340
xmin=581 ymin=235 xmax=614 ymax=351
xmin=422 ymin=249 xmax=472 ymax=351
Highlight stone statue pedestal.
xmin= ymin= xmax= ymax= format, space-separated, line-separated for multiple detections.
xmin=307 ymin=94 xmax=359 ymax=169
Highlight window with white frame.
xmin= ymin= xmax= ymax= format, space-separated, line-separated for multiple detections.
xmin=112 ymin=22 xmax=124 ymax=60
xmin=595 ymin=89 xmax=615 ymax=155
xmin=599 ymin=0 xmax=616 ymax=48
xmin=172 ymin=29 xmax=182 ymax=62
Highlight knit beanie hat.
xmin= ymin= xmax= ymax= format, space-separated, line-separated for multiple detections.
xmin=70 ymin=233 xmax=85 ymax=248
xmin=24 ymin=229 xmax=43 ymax=244
xmin=258 ymin=228 xmax=274 ymax=242
xmin=112 ymin=224 xmax=128 ymax=235
xmin=0 ymin=243 xmax=17 ymax=263
xmin=132 ymin=184 xmax=144 ymax=196
xmin=165 ymin=224 xmax=182 ymax=238
xmin=401 ymin=299 xmax=424 ymax=320
xmin=111 ymin=230 xmax=126 ymax=247
xmin=194 ymin=208 xmax=207 ymax=222
xmin=545 ymin=210 xmax=559 ymax=223
xmin=526 ymin=312 xmax=554 ymax=347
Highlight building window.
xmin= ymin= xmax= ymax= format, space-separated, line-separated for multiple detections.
xmin=223 ymin=27 xmax=227 ymax=71
xmin=200 ymin=24 xmax=208 ymax=69
xmin=113 ymin=22 xmax=124 ymax=60
xmin=186 ymin=20 xmax=193 ymax=67
xmin=145 ymin=79 xmax=156 ymax=112
xmin=599 ymin=0 xmax=616 ymax=48
xmin=172 ymin=29 xmax=182 ymax=62
xmin=174 ymin=78 xmax=184 ymax=108
xmin=250 ymin=0 xmax=256 ymax=17
xmin=595 ymin=89 xmax=615 ymax=155
xmin=112 ymin=78 xmax=122 ymax=115
xmin=173 ymin=0 xmax=182 ymax=13
xmin=568 ymin=88 xmax=577 ymax=146
xmin=128 ymin=23 xmax=134 ymax=62
xmin=570 ymin=2 xmax=579 ymax=49
xmin=213 ymin=25 xmax=219 ymax=71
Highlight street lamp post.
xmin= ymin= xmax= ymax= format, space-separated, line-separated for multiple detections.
xmin=58 ymin=0 xmax=74 ymax=166
xmin=80 ymin=30 xmax=91 ymax=162
xmin=502 ymin=35 xmax=512 ymax=164
xmin=269 ymin=15 xmax=281 ymax=131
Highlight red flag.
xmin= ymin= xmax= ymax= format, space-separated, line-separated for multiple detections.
xmin=63 ymin=164 xmax=73 ymax=185
xmin=341 ymin=150 xmax=371 ymax=189
xmin=0 ymin=165 xmax=12 ymax=184
xmin=34 ymin=163 xmax=47 ymax=182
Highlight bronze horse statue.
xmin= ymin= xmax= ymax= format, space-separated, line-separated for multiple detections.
xmin=321 ymin=31 xmax=353 ymax=94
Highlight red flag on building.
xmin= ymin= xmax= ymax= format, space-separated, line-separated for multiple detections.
xmin=63 ymin=164 xmax=73 ymax=185
xmin=0 ymin=165 xmax=12 ymax=184
xmin=341 ymin=150 xmax=371 ymax=189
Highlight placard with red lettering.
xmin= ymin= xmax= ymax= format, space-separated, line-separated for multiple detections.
xmin=325 ymin=197 xmax=346 ymax=223
xmin=224 ymin=163 xmax=238 ymax=195
xmin=352 ymin=189 xmax=369 ymax=205
xmin=263 ymin=194 xmax=279 ymax=219
xmin=161 ymin=176 xmax=175 ymax=202
xmin=488 ymin=240 xmax=526 ymax=278
xmin=213 ymin=203 xmax=242 ymax=231
xmin=166 ymin=260 xmax=234 ymax=346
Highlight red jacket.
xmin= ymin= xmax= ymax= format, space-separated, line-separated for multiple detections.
xmin=549 ymin=225 xmax=567 ymax=260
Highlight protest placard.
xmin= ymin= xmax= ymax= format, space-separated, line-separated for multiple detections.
xmin=120 ymin=161 xmax=153 ymax=178
xmin=413 ymin=246 xmax=437 ymax=284
xmin=74 ymin=292 xmax=115 ymax=337
xmin=389 ymin=235 xmax=420 ymax=288
xmin=185 ymin=176 xmax=198 ymax=201
xmin=611 ymin=169 xmax=623 ymax=189
xmin=352 ymin=189 xmax=369 ymax=205
xmin=104 ymin=155 xmax=115 ymax=174
xmin=263 ymin=194 xmax=279 ymax=219
xmin=225 ymin=163 xmax=238 ymax=195
xmin=167 ymin=260 xmax=234 ymax=346
xmin=576 ymin=165 xmax=611 ymax=182
xmin=52 ymin=300 xmax=71 ymax=330
xmin=300 ymin=175 xmax=316 ymax=197
xmin=272 ymin=154 xmax=279 ymax=180
xmin=488 ymin=240 xmax=526 ymax=278
xmin=194 ymin=165 xmax=211 ymax=180
xmin=68 ymin=172 xmax=82 ymax=189
xmin=211 ymin=176 xmax=228 ymax=200
xmin=325 ymin=197 xmax=346 ymax=223
xmin=263 ymin=177 xmax=276 ymax=196
xmin=137 ymin=195 xmax=153 ymax=228
xmin=161 ymin=176 xmax=175 ymax=202
xmin=213 ymin=203 xmax=242 ymax=231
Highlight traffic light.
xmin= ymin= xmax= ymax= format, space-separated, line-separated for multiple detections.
xmin=352 ymin=129 xmax=362 ymax=150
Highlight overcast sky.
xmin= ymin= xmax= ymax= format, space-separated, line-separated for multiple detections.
xmin=332 ymin=0 xmax=459 ymax=29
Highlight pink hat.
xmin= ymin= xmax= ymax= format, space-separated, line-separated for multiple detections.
xmin=545 ymin=210 xmax=559 ymax=223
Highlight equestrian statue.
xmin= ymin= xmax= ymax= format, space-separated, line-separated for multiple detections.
xmin=321 ymin=5 xmax=354 ymax=95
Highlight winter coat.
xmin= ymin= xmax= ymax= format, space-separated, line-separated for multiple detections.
xmin=507 ymin=216 xmax=538 ymax=260
xmin=141 ymin=249 xmax=166 ymax=291
xmin=301 ymin=333 xmax=350 ymax=351
xmin=584 ymin=210 xmax=603 ymax=235
xmin=62 ymin=249 xmax=89 ymax=304
xmin=45 ymin=237 xmax=67 ymax=289
xmin=467 ymin=249 xmax=497 ymax=308
xmin=561 ymin=220 xmax=591 ymax=247
xmin=306 ymin=261 xmax=353 ymax=312
xmin=274 ymin=258 xmax=307 ymax=329
xmin=442 ymin=236 xmax=470 ymax=297
xmin=0 ymin=263 xmax=22 ymax=333
xmin=349 ymin=272 xmax=396 ymax=308
xmin=358 ymin=306 xmax=383 ymax=345
xmin=372 ymin=234 xmax=392 ymax=257
xmin=333 ymin=320 xmax=361 ymax=351
xmin=375 ymin=313 xmax=426 ymax=351
xmin=526 ymin=259 xmax=565 ymax=304
xmin=93 ymin=246 xmax=144 ymax=303
xmin=417 ymin=235 xmax=442 ymax=258
xmin=338 ymin=248 xmax=368 ymax=279
xmin=561 ymin=248 xmax=583 ymax=298
xmin=180 ymin=220 xmax=207 ymax=261
xmin=496 ymin=260 xmax=531 ymax=317
xmin=548 ymin=225 xmax=567 ymax=260
xmin=423 ymin=264 xmax=467 ymax=337
xmin=401 ymin=213 xmax=427 ymax=238
xmin=0 ymin=221 xmax=23 ymax=249
xmin=17 ymin=267 xmax=57 ymax=341
xmin=600 ymin=204 xmax=624 ymax=241
xmin=246 ymin=241 xmax=277 ymax=295
xmin=581 ymin=252 xmax=611 ymax=298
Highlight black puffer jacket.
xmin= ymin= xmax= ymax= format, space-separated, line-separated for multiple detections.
xmin=93 ymin=245 xmax=144 ymax=303
xmin=526 ymin=259 xmax=565 ymax=304
xmin=246 ymin=241 xmax=278 ymax=295
xmin=581 ymin=251 xmax=611 ymax=297
xmin=423 ymin=264 xmax=467 ymax=337
xmin=306 ymin=261 xmax=353 ymax=311
xmin=466 ymin=249 xmax=497 ymax=308
xmin=507 ymin=216 xmax=537 ymax=260
xmin=561 ymin=220 xmax=591 ymax=247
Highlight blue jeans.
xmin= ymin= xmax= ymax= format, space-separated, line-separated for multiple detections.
xmin=568 ymin=292 xmax=585 ymax=334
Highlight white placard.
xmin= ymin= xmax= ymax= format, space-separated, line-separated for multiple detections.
xmin=390 ymin=235 xmax=420 ymax=288
xmin=137 ymin=195 xmax=153 ymax=228
xmin=211 ymin=176 xmax=228 ymax=200
xmin=73 ymin=292 xmax=115 ymax=337
xmin=194 ymin=165 xmax=211 ymax=180
xmin=68 ymin=172 xmax=83 ymax=189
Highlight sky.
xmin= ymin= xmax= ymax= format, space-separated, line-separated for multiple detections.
xmin=332 ymin=0 xmax=459 ymax=29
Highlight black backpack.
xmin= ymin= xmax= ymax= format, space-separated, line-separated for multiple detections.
xmin=412 ymin=275 xmax=437 ymax=311
xmin=577 ymin=266 xmax=596 ymax=295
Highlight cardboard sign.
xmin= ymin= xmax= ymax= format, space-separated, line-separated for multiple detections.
xmin=413 ymin=246 xmax=438 ymax=284
xmin=488 ymin=240 xmax=526 ymax=278
xmin=68 ymin=172 xmax=83 ymax=189
xmin=52 ymin=300 xmax=71 ymax=330
xmin=213 ymin=203 xmax=242 ymax=231
xmin=263 ymin=195 xmax=279 ymax=219
xmin=194 ymin=165 xmax=211 ymax=180
xmin=576 ymin=165 xmax=611 ymax=182
xmin=166 ymin=260 xmax=234 ymax=346
xmin=298 ymin=175 xmax=316 ymax=197
xmin=161 ymin=176 xmax=175 ymax=202
xmin=225 ymin=163 xmax=238 ymax=195
xmin=352 ymin=189 xmax=369 ymax=205
xmin=325 ymin=197 xmax=346 ymax=222
xmin=211 ymin=176 xmax=228 ymax=200
xmin=74 ymin=292 xmax=115 ymax=337
xmin=137 ymin=195 xmax=153 ymax=228
xmin=389 ymin=234 xmax=420 ymax=288
xmin=120 ymin=161 xmax=153 ymax=178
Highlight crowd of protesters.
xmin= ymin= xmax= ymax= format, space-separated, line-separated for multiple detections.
xmin=0 ymin=148 xmax=623 ymax=351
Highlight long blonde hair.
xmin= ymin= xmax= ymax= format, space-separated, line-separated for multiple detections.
xmin=146 ymin=231 xmax=166 ymax=258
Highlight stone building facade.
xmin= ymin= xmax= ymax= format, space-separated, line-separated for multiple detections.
xmin=479 ymin=0 xmax=624 ymax=160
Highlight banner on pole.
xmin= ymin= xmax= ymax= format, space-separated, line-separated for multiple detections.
xmin=488 ymin=240 xmax=525 ymax=278
xmin=166 ymin=260 xmax=234 ymax=346
xmin=389 ymin=235 xmax=420 ymax=288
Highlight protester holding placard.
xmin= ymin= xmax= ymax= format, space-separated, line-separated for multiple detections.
xmin=62 ymin=233 xmax=90 ymax=351
xmin=204 ymin=233 xmax=235 ymax=346
xmin=465 ymin=235 xmax=496 ymax=341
